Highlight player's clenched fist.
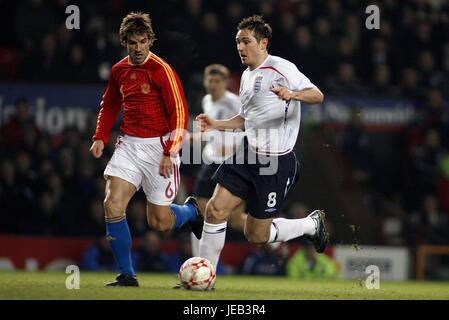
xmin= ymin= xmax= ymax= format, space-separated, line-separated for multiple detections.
xmin=90 ymin=140 xmax=104 ymax=158
xmin=271 ymin=86 xmax=294 ymax=101
xmin=196 ymin=114 xmax=215 ymax=132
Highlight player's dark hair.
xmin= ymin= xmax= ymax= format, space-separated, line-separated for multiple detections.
xmin=204 ymin=64 xmax=230 ymax=79
xmin=237 ymin=15 xmax=272 ymax=43
xmin=119 ymin=12 xmax=156 ymax=47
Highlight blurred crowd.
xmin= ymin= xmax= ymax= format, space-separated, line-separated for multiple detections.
xmin=0 ymin=0 xmax=449 ymax=250
xmin=0 ymin=0 xmax=448 ymax=109
xmin=334 ymin=88 xmax=449 ymax=247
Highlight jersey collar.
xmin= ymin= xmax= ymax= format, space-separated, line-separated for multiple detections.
xmin=248 ymin=54 xmax=271 ymax=72
xmin=127 ymin=52 xmax=152 ymax=66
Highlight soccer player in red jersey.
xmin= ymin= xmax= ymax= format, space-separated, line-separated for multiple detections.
xmin=89 ymin=12 xmax=203 ymax=287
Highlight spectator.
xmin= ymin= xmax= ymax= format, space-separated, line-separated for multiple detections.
xmin=287 ymin=244 xmax=339 ymax=279
xmin=399 ymin=67 xmax=423 ymax=102
xmin=0 ymin=159 xmax=20 ymax=233
xmin=165 ymin=233 xmax=193 ymax=273
xmin=325 ymin=63 xmax=367 ymax=95
xmin=0 ymin=98 xmax=39 ymax=151
xmin=133 ymin=231 xmax=169 ymax=273
xmin=82 ymin=199 xmax=106 ymax=237
xmin=408 ymin=129 xmax=445 ymax=205
xmin=240 ymin=243 xmax=288 ymax=276
xmin=339 ymin=107 xmax=372 ymax=184
xmin=409 ymin=194 xmax=449 ymax=245
xmin=372 ymin=64 xmax=400 ymax=97
xmin=127 ymin=200 xmax=148 ymax=237
xmin=80 ymin=237 xmax=117 ymax=272
xmin=437 ymin=153 xmax=449 ymax=212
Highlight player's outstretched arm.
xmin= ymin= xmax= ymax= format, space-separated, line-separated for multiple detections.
xmin=271 ymin=86 xmax=324 ymax=104
xmin=90 ymin=140 xmax=105 ymax=158
xmin=196 ymin=114 xmax=244 ymax=132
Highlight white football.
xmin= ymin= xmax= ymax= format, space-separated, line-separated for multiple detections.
xmin=179 ymin=257 xmax=216 ymax=291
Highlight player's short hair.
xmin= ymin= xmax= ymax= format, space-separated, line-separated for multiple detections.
xmin=237 ymin=15 xmax=272 ymax=43
xmin=204 ymin=64 xmax=230 ymax=79
xmin=119 ymin=12 xmax=156 ymax=47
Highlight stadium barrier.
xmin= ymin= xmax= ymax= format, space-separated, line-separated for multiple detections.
xmin=416 ymin=245 xmax=449 ymax=280
xmin=332 ymin=245 xmax=410 ymax=281
xmin=0 ymin=84 xmax=419 ymax=134
xmin=0 ymin=234 xmax=318 ymax=271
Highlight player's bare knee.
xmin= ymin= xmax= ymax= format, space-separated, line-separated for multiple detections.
xmin=103 ymin=195 xmax=125 ymax=219
xmin=205 ymin=201 xmax=228 ymax=223
xmin=244 ymin=229 xmax=269 ymax=244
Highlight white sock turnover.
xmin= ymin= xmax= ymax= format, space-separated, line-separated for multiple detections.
xmin=190 ymin=232 xmax=199 ymax=257
xmin=268 ymin=217 xmax=316 ymax=243
xmin=198 ymin=221 xmax=227 ymax=272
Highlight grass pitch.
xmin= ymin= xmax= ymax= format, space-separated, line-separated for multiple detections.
xmin=0 ymin=271 xmax=448 ymax=300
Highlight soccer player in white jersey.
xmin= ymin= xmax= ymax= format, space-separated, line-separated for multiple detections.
xmin=195 ymin=15 xmax=329 ymax=277
xmin=190 ymin=64 xmax=247 ymax=257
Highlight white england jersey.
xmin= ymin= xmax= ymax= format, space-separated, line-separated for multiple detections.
xmin=202 ymin=90 xmax=244 ymax=163
xmin=239 ymin=55 xmax=316 ymax=155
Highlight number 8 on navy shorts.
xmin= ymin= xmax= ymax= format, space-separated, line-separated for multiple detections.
xmin=214 ymin=142 xmax=299 ymax=219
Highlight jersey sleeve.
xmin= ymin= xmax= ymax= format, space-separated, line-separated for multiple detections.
xmin=238 ymin=75 xmax=246 ymax=118
xmin=92 ymin=69 xmax=122 ymax=145
xmin=230 ymin=97 xmax=241 ymax=116
xmin=274 ymin=61 xmax=316 ymax=92
xmin=153 ymin=64 xmax=188 ymax=156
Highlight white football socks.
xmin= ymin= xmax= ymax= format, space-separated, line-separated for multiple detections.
xmin=190 ymin=232 xmax=199 ymax=257
xmin=267 ymin=217 xmax=316 ymax=243
xmin=198 ymin=221 xmax=227 ymax=272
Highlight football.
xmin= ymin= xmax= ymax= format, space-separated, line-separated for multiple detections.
xmin=179 ymin=257 xmax=216 ymax=291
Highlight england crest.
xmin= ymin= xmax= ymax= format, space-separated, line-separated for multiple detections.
xmin=253 ymin=76 xmax=263 ymax=93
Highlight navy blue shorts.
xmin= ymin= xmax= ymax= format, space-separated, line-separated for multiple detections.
xmin=214 ymin=140 xmax=299 ymax=219
xmin=193 ymin=163 xmax=220 ymax=199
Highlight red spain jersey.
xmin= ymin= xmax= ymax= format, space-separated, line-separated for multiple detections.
xmin=93 ymin=52 xmax=188 ymax=156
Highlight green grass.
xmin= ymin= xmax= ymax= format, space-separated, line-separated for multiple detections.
xmin=0 ymin=271 xmax=448 ymax=300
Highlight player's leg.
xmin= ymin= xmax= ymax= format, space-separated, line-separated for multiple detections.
xmin=192 ymin=198 xmax=246 ymax=257
xmin=146 ymin=198 xmax=202 ymax=237
xmin=244 ymin=212 xmax=318 ymax=244
xmin=243 ymin=215 xmax=273 ymax=243
xmin=102 ymin=136 xmax=143 ymax=286
xmin=266 ymin=211 xmax=328 ymax=252
xmin=198 ymin=183 xmax=243 ymax=271
xmin=190 ymin=197 xmax=208 ymax=256
xmin=247 ymin=152 xmax=329 ymax=252
xmin=228 ymin=201 xmax=247 ymax=231
xmin=190 ymin=163 xmax=220 ymax=256
xmin=143 ymin=155 xmax=203 ymax=238
xmin=103 ymin=176 xmax=139 ymax=286
xmin=197 ymin=198 xmax=209 ymax=216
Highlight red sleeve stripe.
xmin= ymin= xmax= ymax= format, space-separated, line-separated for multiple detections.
xmin=150 ymin=54 xmax=185 ymax=154
xmin=260 ymin=66 xmax=287 ymax=79
xmin=173 ymin=163 xmax=179 ymax=195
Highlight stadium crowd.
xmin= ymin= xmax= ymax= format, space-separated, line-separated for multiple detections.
xmin=1 ymin=0 xmax=449 ymax=255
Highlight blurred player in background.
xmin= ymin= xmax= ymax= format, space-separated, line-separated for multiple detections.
xmin=196 ymin=15 xmax=329 ymax=280
xmin=90 ymin=12 xmax=203 ymax=287
xmin=189 ymin=64 xmax=247 ymax=256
